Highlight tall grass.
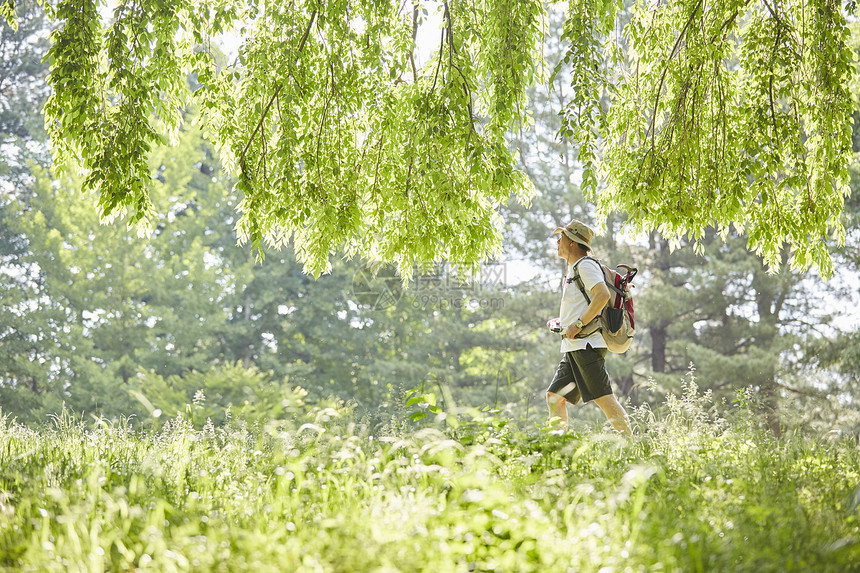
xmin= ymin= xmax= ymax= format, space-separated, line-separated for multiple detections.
xmin=1 ymin=381 xmax=858 ymax=572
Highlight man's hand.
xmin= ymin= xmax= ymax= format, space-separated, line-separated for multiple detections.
xmin=568 ymin=282 xmax=610 ymax=339
xmin=565 ymin=323 xmax=582 ymax=339
xmin=547 ymin=317 xmax=561 ymax=331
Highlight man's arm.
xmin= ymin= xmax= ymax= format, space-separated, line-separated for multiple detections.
xmin=566 ymin=282 xmax=610 ymax=338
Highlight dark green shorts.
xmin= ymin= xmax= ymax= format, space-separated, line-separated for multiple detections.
xmin=547 ymin=345 xmax=611 ymax=403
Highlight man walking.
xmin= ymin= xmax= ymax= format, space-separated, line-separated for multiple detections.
xmin=546 ymin=219 xmax=633 ymax=435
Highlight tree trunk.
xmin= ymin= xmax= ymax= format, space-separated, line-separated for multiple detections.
xmin=649 ymin=232 xmax=671 ymax=374
xmin=751 ymin=255 xmax=789 ymax=437
xmin=242 ymin=294 xmax=253 ymax=369
xmin=615 ymin=373 xmax=634 ymax=397
xmin=760 ymin=374 xmax=782 ymax=437
xmin=651 ymin=323 xmax=667 ymax=373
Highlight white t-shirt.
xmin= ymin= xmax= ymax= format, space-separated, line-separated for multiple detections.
xmin=559 ymin=257 xmax=606 ymax=353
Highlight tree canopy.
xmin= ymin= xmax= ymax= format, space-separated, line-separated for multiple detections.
xmin=3 ymin=0 xmax=860 ymax=432
xmin=561 ymin=0 xmax=857 ymax=274
xmin=2 ymin=0 xmax=857 ymax=276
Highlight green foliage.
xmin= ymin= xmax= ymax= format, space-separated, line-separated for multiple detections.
xmin=560 ymin=0 xmax=856 ymax=276
xmin=37 ymin=0 xmax=544 ymax=277
xmin=0 ymin=122 xmax=283 ymax=421
xmin=0 ymin=124 xmax=552 ymax=424
xmin=128 ymin=362 xmax=310 ymax=428
xmin=1 ymin=386 xmax=858 ymax=572
xmin=405 ymin=381 xmax=444 ymax=422
xmin=554 ymin=0 xmax=620 ymax=194
xmin=4 ymin=0 xmax=858 ymax=445
xmin=0 ymin=0 xmax=16 ymax=32
xmin=0 ymin=0 xmax=52 ymax=182
xmin=27 ymin=0 xmax=857 ymax=275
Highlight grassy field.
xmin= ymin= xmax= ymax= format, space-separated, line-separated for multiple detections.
xmin=1 ymin=383 xmax=858 ymax=572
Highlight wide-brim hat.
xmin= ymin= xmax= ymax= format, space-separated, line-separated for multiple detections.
xmin=553 ymin=219 xmax=594 ymax=250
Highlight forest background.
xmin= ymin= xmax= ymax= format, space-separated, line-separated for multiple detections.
xmin=2 ymin=0 xmax=860 ymax=435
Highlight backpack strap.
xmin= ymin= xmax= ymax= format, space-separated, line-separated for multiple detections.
xmin=567 ymin=256 xmax=601 ymax=305
xmin=565 ymin=257 xmax=610 ymax=338
xmin=568 ymin=257 xmax=631 ymax=304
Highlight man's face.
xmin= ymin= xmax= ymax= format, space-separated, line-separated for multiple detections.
xmin=556 ymin=233 xmax=570 ymax=259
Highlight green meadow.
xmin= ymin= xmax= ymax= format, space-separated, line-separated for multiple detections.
xmin=4 ymin=2 xmax=860 ymax=572
xmin=1 ymin=382 xmax=857 ymax=572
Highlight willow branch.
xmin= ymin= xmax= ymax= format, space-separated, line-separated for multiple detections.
xmin=644 ymin=0 xmax=704 ymax=143
xmin=410 ymin=2 xmax=420 ymax=83
xmin=768 ymin=26 xmax=782 ymax=139
xmin=239 ymin=10 xmax=317 ymax=168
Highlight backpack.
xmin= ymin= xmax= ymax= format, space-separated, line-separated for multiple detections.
xmin=568 ymin=256 xmax=637 ymax=353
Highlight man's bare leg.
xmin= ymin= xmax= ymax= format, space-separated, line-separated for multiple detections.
xmin=593 ymin=394 xmax=633 ymax=435
xmin=546 ymin=391 xmax=568 ymax=429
